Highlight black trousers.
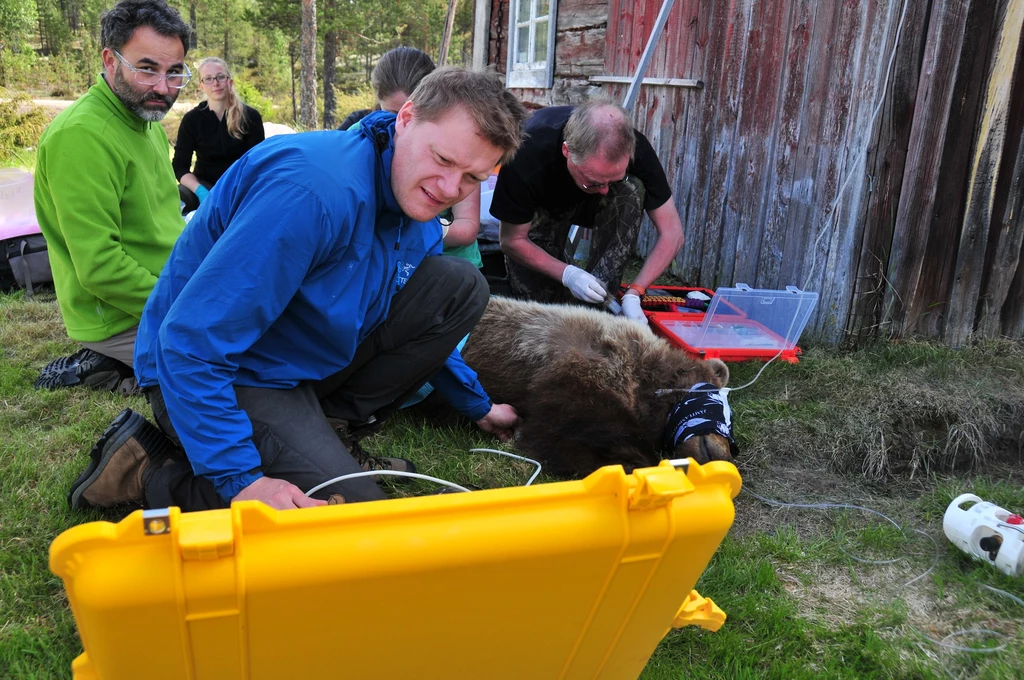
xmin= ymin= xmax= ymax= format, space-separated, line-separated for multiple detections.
xmin=144 ymin=256 xmax=490 ymax=511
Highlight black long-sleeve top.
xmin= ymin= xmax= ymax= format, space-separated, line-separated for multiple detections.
xmin=172 ymin=101 xmax=265 ymax=185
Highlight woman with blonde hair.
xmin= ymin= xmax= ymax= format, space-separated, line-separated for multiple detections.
xmin=173 ymin=56 xmax=264 ymax=208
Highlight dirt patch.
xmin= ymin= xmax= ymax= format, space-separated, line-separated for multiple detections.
xmin=730 ymin=460 xmax=939 ymax=539
xmin=731 ymin=341 xmax=1024 ymax=481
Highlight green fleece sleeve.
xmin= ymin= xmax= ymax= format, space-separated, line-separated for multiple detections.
xmin=42 ymin=126 xmax=160 ymax=320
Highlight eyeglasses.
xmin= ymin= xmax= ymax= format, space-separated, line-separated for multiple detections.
xmin=567 ymin=151 xmax=626 ymax=191
xmin=201 ymin=74 xmax=229 ymax=85
xmin=113 ymin=50 xmax=191 ymax=89
xmin=579 ymin=178 xmax=625 ymax=191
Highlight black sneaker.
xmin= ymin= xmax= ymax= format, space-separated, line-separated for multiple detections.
xmin=34 ymin=348 xmax=137 ymax=394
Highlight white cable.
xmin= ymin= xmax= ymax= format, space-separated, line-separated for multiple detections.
xmin=902 ymin=528 xmax=940 ymax=588
xmin=305 ymin=470 xmax=472 ymax=497
xmin=981 ymin=584 xmax=1024 ymax=608
xmin=802 ymin=0 xmax=909 ymax=290
xmin=470 ymin=448 xmax=542 ymax=485
xmin=912 ymin=627 xmax=1007 ymax=654
xmin=743 ymin=489 xmax=940 ymax=587
xmin=306 ymin=449 xmax=543 ymax=497
xmin=744 ymin=487 xmax=1021 ymax=661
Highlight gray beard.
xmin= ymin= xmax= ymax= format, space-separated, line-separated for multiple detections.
xmin=111 ymin=68 xmax=176 ymax=122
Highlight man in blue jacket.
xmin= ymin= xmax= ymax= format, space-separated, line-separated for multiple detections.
xmin=68 ymin=67 xmax=528 ymax=511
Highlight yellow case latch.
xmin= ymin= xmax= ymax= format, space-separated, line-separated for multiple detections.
xmin=672 ymin=590 xmax=726 ymax=631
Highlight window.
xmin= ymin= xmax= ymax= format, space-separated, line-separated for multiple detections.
xmin=506 ymin=0 xmax=557 ymax=89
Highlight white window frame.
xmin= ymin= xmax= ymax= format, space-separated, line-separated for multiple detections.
xmin=506 ymin=0 xmax=557 ymax=89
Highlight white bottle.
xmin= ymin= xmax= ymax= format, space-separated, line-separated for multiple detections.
xmin=943 ymin=493 xmax=1024 ymax=577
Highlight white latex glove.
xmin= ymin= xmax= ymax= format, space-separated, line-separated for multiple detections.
xmin=561 ymin=264 xmax=607 ymax=303
xmin=621 ymin=293 xmax=649 ymax=326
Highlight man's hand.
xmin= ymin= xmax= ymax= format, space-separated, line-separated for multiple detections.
xmin=562 ymin=265 xmax=607 ymax=303
xmin=621 ymin=293 xmax=649 ymax=326
xmin=475 ymin=403 xmax=520 ymax=441
xmin=232 ymin=475 xmax=327 ymax=510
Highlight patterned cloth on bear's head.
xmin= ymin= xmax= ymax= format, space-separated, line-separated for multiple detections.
xmin=662 ymin=382 xmax=738 ymax=457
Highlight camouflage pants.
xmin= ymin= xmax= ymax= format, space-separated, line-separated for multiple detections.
xmin=506 ymin=176 xmax=646 ymax=304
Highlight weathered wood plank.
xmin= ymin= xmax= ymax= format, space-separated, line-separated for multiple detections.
xmin=608 ymin=0 xmax=638 ymax=76
xmin=817 ymin=0 xmax=902 ymax=344
xmin=699 ymin=0 xmax=752 ymax=289
xmin=882 ymin=0 xmax=973 ymax=337
xmin=589 ymin=75 xmax=702 ymax=86
xmin=629 ymin=0 xmax=653 ymax=76
xmin=755 ymin=0 xmax=812 ymax=291
xmin=846 ymin=0 xmax=930 ymax=343
xmin=631 ymin=0 xmax=668 ymax=258
xmin=912 ymin=0 xmax=1002 ymax=338
xmin=980 ymin=114 xmax=1024 ymax=337
xmin=948 ymin=0 xmax=1023 ymax=345
xmin=979 ymin=13 xmax=1024 ymax=329
xmin=676 ymin=0 xmax=723 ymax=284
xmin=666 ymin=0 xmax=704 ymax=254
xmin=776 ymin=0 xmax=836 ymax=292
xmin=605 ymin=0 xmax=623 ymax=73
xmin=636 ymin=0 xmax=699 ymax=264
xmin=557 ymin=0 xmax=607 ymax=31
xmin=1002 ymin=238 xmax=1024 ymax=336
xmin=990 ymin=30 xmax=1024 ymax=338
xmin=799 ymin=0 xmax=865 ymax=337
xmin=726 ymin=0 xmax=792 ymax=287
xmin=555 ymin=27 xmax=606 ymax=75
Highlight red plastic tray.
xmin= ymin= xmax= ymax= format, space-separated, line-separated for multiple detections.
xmin=624 ymin=285 xmax=803 ymax=364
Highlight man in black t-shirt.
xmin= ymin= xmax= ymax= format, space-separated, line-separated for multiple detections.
xmin=489 ymin=101 xmax=684 ymax=324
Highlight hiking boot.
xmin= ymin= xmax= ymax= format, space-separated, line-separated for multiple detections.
xmin=68 ymin=408 xmax=174 ymax=509
xmin=326 ymin=417 xmax=416 ymax=476
xmin=34 ymin=348 xmax=137 ymax=394
xmin=349 ymin=439 xmax=417 ymax=475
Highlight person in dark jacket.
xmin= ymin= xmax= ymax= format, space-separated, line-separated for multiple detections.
xmin=173 ymin=56 xmax=263 ymax=210
xmin=68 ymin=67 xmax=529 ymax=513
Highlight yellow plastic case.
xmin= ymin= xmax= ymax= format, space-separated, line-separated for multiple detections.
xmin=50 ymin=459 xmax=741 ymax=680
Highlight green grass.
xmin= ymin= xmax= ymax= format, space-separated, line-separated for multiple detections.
xmin=2 ymin=289 xmax=1024 ymax=678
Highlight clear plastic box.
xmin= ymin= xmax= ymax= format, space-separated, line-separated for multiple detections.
xmin=649 ymin=284 xmax=819 ymax=363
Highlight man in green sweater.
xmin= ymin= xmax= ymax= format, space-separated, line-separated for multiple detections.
xmin=33 ymin=0 xmax=191 ymax=391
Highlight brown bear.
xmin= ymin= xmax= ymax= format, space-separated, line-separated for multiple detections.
xmin=461 ymin=296 xmax=736 ymax=478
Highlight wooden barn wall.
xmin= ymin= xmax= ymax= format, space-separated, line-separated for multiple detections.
xmin=488 ymin=0 xmax=608 ymax=106
xmin=484 ymin=0 xmax=1024 ymax=345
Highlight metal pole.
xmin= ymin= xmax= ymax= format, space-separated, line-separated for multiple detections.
xmin=623 ymin=0 xmax=678 ymax=112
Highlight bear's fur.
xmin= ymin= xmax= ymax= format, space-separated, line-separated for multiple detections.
xmin=461 ymin=297 xmax=734 ymax=477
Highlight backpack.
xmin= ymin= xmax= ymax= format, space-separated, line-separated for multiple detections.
xmin=1 ymin=230 xmax=53 ymax=298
